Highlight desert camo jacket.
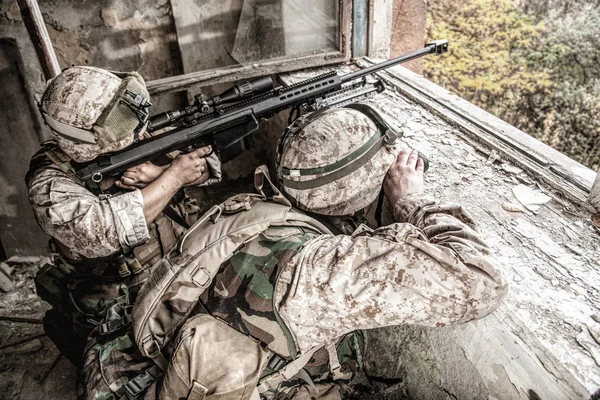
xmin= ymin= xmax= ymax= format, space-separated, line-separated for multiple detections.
xmin=28 ymin=157 xmax=153 ymax=260
xmin=275 ymin=193 xmax=508 ymax=353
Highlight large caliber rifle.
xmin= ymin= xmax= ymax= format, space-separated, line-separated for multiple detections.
xmin=75 ymin=40 xmax=448 ymax=185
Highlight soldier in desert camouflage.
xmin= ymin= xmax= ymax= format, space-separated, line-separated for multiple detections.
xmin=25 ymin=66 xmax=220 ymax=368
xmin=94 ymin=104 xmax=507 ymax=400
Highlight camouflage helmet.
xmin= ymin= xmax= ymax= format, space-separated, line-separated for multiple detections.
xmin=276 ymin=104 xmax=400 ymax=216
xmin=40 ymin=66 xmax=151 ymax=162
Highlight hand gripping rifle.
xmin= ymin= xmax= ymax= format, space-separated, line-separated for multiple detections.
xmin=75 ymin=40 xmax=448 ymax=186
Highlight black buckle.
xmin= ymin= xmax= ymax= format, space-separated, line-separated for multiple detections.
xmin=99 ymin=313 xmax=132 ymax=336
xmin=120 ymin=90 xmax=152 ymax=140
xmin=123 ymin=365 xmax=161 ymax=399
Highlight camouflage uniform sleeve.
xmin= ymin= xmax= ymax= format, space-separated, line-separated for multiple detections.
xmin=276 ymin=194 xmax=507 ymax=351
xmin=389 ymin=192 xmax=508 ymax=318
xmin=28 ymin=166 xmax=149 ymax=259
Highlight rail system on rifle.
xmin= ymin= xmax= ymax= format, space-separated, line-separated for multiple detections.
xmin=76 ymin=40 xmax=448 ymax=186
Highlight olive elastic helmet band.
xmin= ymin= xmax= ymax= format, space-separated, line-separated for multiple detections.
xmin=277 ymin=103 xmax=408 ymax=216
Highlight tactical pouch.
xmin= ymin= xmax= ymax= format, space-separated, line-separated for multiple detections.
xmin=35 ymin=262 xmax=71 ymax=312
xmin=82 ymin=302 xmax=158 ymax=400
xmin=159 ymin=314 xmax=268 ymax=400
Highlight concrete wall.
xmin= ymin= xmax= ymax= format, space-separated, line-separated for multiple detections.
xmin=0 ymin=0 xmax=186 ymax=257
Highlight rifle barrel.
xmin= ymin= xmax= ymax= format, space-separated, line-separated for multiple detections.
xmin=340 ymin=39 xmax=448 ymax=83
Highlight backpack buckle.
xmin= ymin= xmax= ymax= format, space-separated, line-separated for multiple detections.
xmin=223 ymin=194 xmax=254 ymax=214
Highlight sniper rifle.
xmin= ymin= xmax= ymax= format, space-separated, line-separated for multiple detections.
xmin=75 ymin=39 xmax=448 ymax=186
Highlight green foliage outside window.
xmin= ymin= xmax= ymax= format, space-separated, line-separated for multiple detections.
xmin=424 ymin=0 xmax=600 ymax=171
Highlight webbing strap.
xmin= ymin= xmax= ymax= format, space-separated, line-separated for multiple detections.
xmin=141 ymin=337 xmax=169 ymax=371
xmin=42 ymin=112 xmax=97 ymax=144
xmin=186 ymin=381 xmax=208 ymax=400
xmin=118 ymin=364 xmax=163 ymax=400
xmin=256 ymin=345 xmax=322 ymax=394
xmin=99 ymin=311 xmax=133 ymax=336
xmin=254 ymin=165 xmax=292 ymax=207
xmin=281 ymin=131 xmax=381 ymax=177
xmin=326 ymin=342 xmax=352 ymax=381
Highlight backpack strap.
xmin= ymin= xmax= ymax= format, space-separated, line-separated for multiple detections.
xmin=256 ymin=345 xmax=322 ymax=395
xmin=117 ymin=364 xmax=163 ymax=400
xmin=254 ymin=164 xmax=291 ymax=207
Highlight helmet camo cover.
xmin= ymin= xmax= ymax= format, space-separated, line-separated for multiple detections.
xmin=277 ymin=105 xmax=400 ymax=216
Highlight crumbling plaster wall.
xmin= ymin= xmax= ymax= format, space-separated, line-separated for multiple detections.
xmin=0 ymin=0 xmax=187 ymax=257
xmin=40 ymin=0 xmax=186 ymax=110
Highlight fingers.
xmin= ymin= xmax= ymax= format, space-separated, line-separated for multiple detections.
xmin=415 ymin=157 xmax=425 ymax=172
xmin=123 ymin=170 xmax=137 ymax=179
xmin=191 ymin=146 xmax=212 ymax=158
xmin=396 ymin=149 xmax=411 ymax=166
xmin=115 ymin=180 xmax=137 ymax=191
xmin=406 ymin=150 xmax=418 ymax=169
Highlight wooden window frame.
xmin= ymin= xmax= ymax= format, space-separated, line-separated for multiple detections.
xmin=146 ymin=0 xmax=353 ymax=95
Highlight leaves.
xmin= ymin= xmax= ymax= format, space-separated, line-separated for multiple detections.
xmin=424 ymin=0 xmax=600 ymax=171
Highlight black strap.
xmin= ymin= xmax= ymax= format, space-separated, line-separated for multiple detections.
xmin=162 ymin=204 xmax=190 ymax=229
xmin=99 ymin=311 xmax=133 ymax=336
xmin=118 ymin=364 xmax=163 ymax=400
xmin=375 ymin=187 xmax=385 ymax=227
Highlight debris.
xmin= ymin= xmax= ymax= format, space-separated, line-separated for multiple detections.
xmin=502 ymin=202 xmax=525 ymax=213
xmin=0 ymin=262 xmax=14 ymax=276
xmin=6 ymin=256 xmax=48 ymax=265
xmin=101 ymin=8 xmax=118 ymax=27
xmin=19 ymin=338 xmax=43 ymax=354
xmin=5 ymin=2 xmax=21 ymax=21
xmin=532 ymin=267 xmax=552 ymax=281
xmin=0 ymin=266 xmax=14 ymax=292
xmin=501 ymin=163 xmax=523 ymax=175
xmin=486 ymin=150 xmax=500 ymax=164
xmin=0 ymin=333 xmax=45 ymax=350
xmin=512 ymin=184 xmax=552 ymax=212
xmin=569 ymin=283 xmax=587 ymax=296
xmin=589 ymin=324 xmax=600 ymax=346
xmin=592 ymin=213 xmax=600 ymax=229
xmin=0 ymin=315 xmax=42 ymax=324
xmin=441 ymin=138 xmax=457 ymax=146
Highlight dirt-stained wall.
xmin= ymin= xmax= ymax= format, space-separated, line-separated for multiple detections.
xmin=41 ymin=0 xmax=186 ymax=110
xmin=0 ymin=0 xmax=186 ymax=257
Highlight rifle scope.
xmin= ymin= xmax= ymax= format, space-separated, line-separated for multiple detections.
xmin=200 ymin=76 xmax=274 ymax=112
xmin=148 ymin=76 xmax=274 ymax=132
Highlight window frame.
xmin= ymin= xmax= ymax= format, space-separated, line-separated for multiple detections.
xmin=146 ymin=0 xmax=353 ymax=95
